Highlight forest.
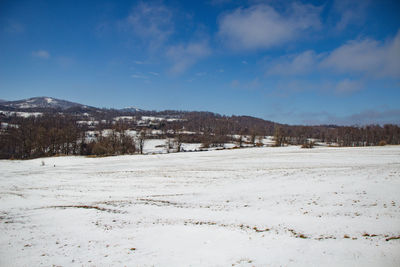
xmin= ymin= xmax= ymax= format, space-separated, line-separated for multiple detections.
xmin=1 ymin=111 xmax=399 ymax=159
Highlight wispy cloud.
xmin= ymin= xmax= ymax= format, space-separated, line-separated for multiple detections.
xmin=267 ymin=30 xmax=400 ymax=79
xmin=32 ymin=50 xmax=50 ymax=59
xmin=196 ymin=72 xmax=207 ymax=77
xmin=123 ymin=2 xmax=174 ymax=50
xmin=166 ymin=40 xmax=211 ymax=74
xmin=301 ymin=109 xmax=400 ymax=126
xmin=266 ymin=50 xmax=320 ymax=76
xmin=56 ymin=56 xmax=74 ymax=67
xmin=321 ymin=31 xmax=400 ymax=78
xmin=4 ymin=20 xmax=24 ymax=33
xmin=217 ymin=3 xmax=322 ymax=51
xmin=333 ymin=0 xmax=371 ymax=31
xmin=266 ymin=78 xmax=365 ymax=97
xmin=334 ymin=79 xmax=364 ymax=94
xmin=267 ymin=108 xmax=400 ymax=126
xmin=131 ymin=73 xmax=148 ymax=79
xmin=230 ymin=78 xmax=261 ymax=91
xmin=230 ymin=79 xmax=240 ymax=88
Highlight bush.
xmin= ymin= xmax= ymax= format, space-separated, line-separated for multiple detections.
xmin=201 ymin=140 xmax=210 ymax=149
xmin=92 ymin=143 xmax=109 ymax=155
xmin=255 ymin=142 xmax=264 ymax=147
xmin=378 ymin=140 xmax=387 ymax=146
xmin=301 ymin=141 xmax=314 ymax=149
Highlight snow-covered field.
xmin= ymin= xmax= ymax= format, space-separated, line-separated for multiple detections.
xmin=1 ymin=146 xmax=399 ymax=266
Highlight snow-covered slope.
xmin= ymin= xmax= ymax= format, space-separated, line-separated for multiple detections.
xmin=0 ymin=146 xmax=399 ymax=266
xmin=1 ymin=97 xmax=87 ymax=110
xmin=120 ymin=106 xmax=144 ymax=113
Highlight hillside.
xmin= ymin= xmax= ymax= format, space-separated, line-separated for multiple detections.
xmin=1 ymin=97 xmax=91 ymax=110
xmin=0 ymin=96 xmax=399 ymax=159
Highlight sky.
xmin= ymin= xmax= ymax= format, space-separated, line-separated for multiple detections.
xmin=0 ymin=0 xmax=399 ymax=125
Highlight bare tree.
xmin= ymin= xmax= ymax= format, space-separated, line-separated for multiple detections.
xmin=137 ymin=130 xmax=146 ymax=154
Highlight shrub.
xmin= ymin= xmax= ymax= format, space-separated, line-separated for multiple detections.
xmin=301 ymin=141 xmax=314 ymax=149
xmin=92 ymin=143 xmax=109 ymax=155
xmin=378 ymin=140 xmax=387 ymax=146
xmin=201 ymin=140 xmax=210 ymax=149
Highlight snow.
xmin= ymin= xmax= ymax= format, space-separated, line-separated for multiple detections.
xmin=45 ymin=97 xmax=55 ymax=104
xmin=16 ymin=103 xmax=38 ymax=108
xmin=166 ymin=118 xmax=184 ymax=122
xmin=0 ymin=110 xmax=42 ymax=118
xmin=181 ymin=143 xmax=202 ymax=151
xmin=76 ymin=120 xmax=99 ymax=126
xmin=0 ymin=146 xmax=399 ymax=266
xmin=142 ymin=116 xmax=164 ymax=121
xmin=143 ymin=139 xmax=168 ymax=154
xmin=124 ymin=130 xmax=137 ymax=136
xmin=141 ymin=116 xmax=184 ymax=122
xmin=114 ymin=116 xmax=135 ymax=121
xmin=124 ymin=106 xmax=141 ymax=112
xmin=150 ymin=129 xmax=163 ymax=135
xmin=0 ymin=122 xmax=19 ymax=129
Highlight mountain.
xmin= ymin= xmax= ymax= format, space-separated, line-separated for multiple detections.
xmin=0 ymin=97 xmax=277 ymax=132
xmin=120 ymin=106 xmax=144 ymax=113
xmin=1 ymin=97 xmax=90 ymax=110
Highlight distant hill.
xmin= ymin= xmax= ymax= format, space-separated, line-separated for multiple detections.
xmin=1 ymin=97 xmax=90 ymax=110
xmin=120 ymin=106 xmax=144 ymax=113
xmin=1 ymin=96 xmax=399 ymax=160
xmin=0 ymin=96 xmax=279 ymax=134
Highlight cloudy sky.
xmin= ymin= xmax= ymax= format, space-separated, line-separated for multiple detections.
xmin=0 ymin=0 xmax=399 ymax=125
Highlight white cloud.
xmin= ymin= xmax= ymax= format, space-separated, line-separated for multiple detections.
xmin=335 ymin=79 xmax=363 ymax=94
xmin=267 ymin=30 xmax=400 ymax=79
xmin=124 ymin=2 xmax=174 ymax=49
xmin=149 ymin=72 xmax=159 ymax=76
xmin=166 ymin=41 xmax=211 ymax=74
xmin=32 ymin=50 xmax=50 ymax=59
xmin=217 ymin=3 xmax=321 ymax=51
xmin=321 ymin=30 xmax=400 ymax=78
xmin=267 ymin=50 xmax=319 ymax=76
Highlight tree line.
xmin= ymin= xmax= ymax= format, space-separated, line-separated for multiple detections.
xmin=0 ymin=112 xmax=399 ymax=159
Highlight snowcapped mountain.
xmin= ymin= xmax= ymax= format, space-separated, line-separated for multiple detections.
xmin=1 ymin=97 xmax=89 ymax=110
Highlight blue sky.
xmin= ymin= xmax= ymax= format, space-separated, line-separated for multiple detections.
xmin=0 ymin=0 xmax=399 ymax=125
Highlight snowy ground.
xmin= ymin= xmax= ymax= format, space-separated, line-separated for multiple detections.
xmin=0 ymin=146 xmax=399 ymax=266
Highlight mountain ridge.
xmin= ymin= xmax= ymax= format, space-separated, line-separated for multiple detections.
xmin=1 ymin=97 xmax=91 ymax=110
